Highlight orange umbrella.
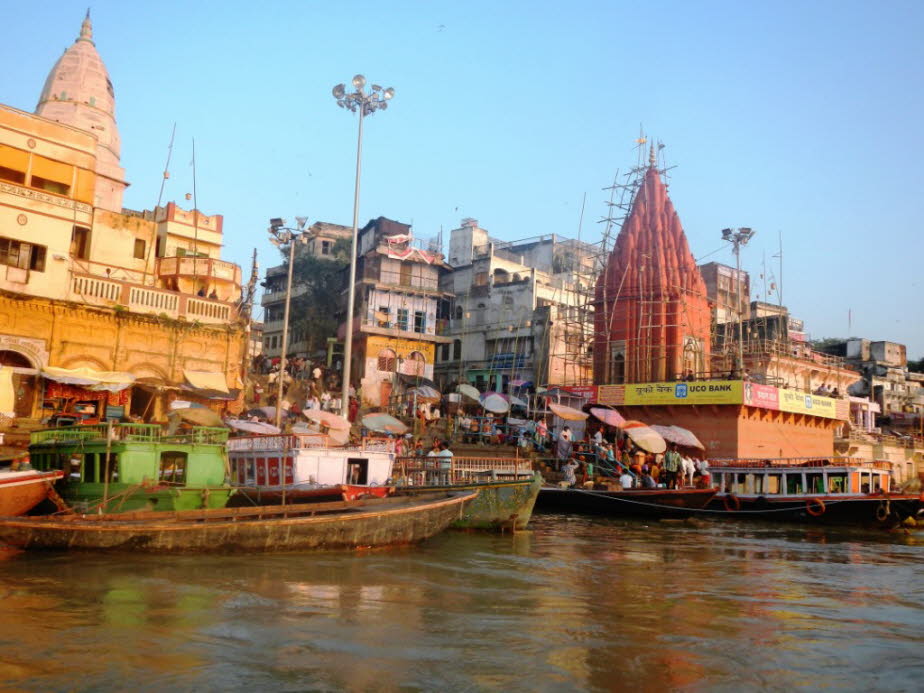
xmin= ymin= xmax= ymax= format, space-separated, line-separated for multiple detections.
xmin=621 ymin=420 xmax=667 ymax=454
xmin=302 ymin=409 xmax=351 ymax=431
xmin=590 ymin=407 xmax=626 ymax=428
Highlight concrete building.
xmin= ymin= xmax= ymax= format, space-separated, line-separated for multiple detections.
xmin=0 ymin=14 xmax=246 ymax=426
xmin=435 ymin=219 xmax=595 ymax=394
xmin=260 ymin=221 xmax=351 ymax=358
xmin=698 ymin=262 xmax=750 ymax=325
xmin=343 ymin=217 xmax=453 ymax=408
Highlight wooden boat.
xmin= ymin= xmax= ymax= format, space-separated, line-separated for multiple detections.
xmin=393 ymin=455 xmax=541 ymax=531
xmin=535 ymin=485 xmax=717 ymax=519
xmin=706 ymin=457 xmax=923 ymax=528
xmin=227 ymin=432 xmax=394 ymax=505
xmin=27 ymin=423 xmax=233 ymax=513
xmin=0 ymin=469 xmax=64 ymax=516
xmin=0 ymin=490 xmax=476 ymax=553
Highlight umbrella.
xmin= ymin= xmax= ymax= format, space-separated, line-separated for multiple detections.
xmin=457 ymin=384 xmax=481 ymax=401
xmin=549 ymin=403 xmax=589 ymax=421
xmin=362 ymin=413 xmax=408 ymax=434
xmin=650 ymin=424 xmax=705 ymax=450
xmin=621 ymin=420 xmax=667 ymax=454
xmin=246 ymin=406 xmax=279 ymax=420
xmin=408 ymin=385 xmax=441 ymax=402
xmin=480 ymin=393 xmax=510 ymax=414
xmin=590 ymin=407 xmax=626 ymax=428
xmin=302 ymin=409 xmax=351 ymax=431
xmin=169 ymin=407 xmax=225 ymax=428
xmin=226 ymin=420 xmax=281 ymax=435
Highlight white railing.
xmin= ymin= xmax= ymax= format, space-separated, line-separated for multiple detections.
xmin=128 ymin=286 xmax=179 ymax=313
xmin=72 ymin=275 xmax=122 ymax=302
xmin=187 ymin=297 xmax=231 ymax=322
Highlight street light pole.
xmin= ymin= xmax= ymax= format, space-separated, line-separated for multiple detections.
xmin=269 ymin=217 xmax=309 ymax=428
xmin=332 ymin=75 xmax=394 ymax=418
xmin=721 ymin=227 xmax=756 ymax=377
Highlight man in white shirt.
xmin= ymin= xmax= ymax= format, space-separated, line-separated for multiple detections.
xmin=619 ymin=469 xmax=634 ymax=489
xmin=436 ymin=442 xmax=453 ymax=484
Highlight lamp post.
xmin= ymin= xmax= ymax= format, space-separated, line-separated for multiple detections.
xmin=269 ymin=217 xmax=310 ymax=428
xmin=721 ymin=227 xmax=756 ymax=376
xmin=332 ymin=75 xmax=394 ymax=418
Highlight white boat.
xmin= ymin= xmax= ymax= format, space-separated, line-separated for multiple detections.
xmin=227 ymin=433 xmax=394 ymax=504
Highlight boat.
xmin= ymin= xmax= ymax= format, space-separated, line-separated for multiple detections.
xmin=393 ymin=454 xmax=542 ymax=531
xmin=535 ymin=485 xmax=717 ymax=519
xmin=0 ymin=490 xmax=477 ymax=553
xmin=0 ymin=468 xmax=64 ymax=515
xmin=226 ymin=431 xmax=394 ymax=506
xmin=706 ymin=457 xmax=923 ymax=528
xmin=26 ymin=423 xmax=234 ymax=513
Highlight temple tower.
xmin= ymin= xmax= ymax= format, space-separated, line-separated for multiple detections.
xmin=35 ymin=11 xmax=127 ymax=211
xmin=594 ymin=147 xmax=711 ymax=383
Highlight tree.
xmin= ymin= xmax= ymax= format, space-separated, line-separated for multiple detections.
xmin=811 ymin=337 xmax=847 ymax=357
xmin=908 ymin=357 xmax=924 ymax=373
xmin=282 ymin=237 xmax=351 ymax=356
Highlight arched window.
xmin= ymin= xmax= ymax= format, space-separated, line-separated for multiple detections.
xmin=0 ymin=350 xmax=32 ymax=368
xmin=455 ymin=305 xmax=463 ymax=320
xmin=405 ymin=351 xmax=426 ymax=376
xmin=377 ymin=348 xmax=396 ymax=372
xmin=453 ymin=339 xmax=462 ymax=360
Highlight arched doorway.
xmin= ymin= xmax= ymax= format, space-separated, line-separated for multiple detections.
xmin=0 ymin=350 xmax=38 ymax=419
xmin=404 ymin=351 xmax=426 ymax=377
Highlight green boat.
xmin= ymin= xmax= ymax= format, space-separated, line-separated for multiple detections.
xmin=27 ymin=424 xmax=233 ymax=513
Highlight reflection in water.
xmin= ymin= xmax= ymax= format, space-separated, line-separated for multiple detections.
xmin=0 ymin=517 xmax=923 ymax=691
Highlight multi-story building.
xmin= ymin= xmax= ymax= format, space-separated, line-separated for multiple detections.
xmin=698 ymin=262 xmax=750 ymax=325
xmin=436 ymin=219 xmax=595 ymax=393
xmin=0 ymin=14 xmax=246 ymax=425
xmin=260 ymin=221 xmax=351 ymax=358
xmin=342 ymin=217 xmax=452 ymax=407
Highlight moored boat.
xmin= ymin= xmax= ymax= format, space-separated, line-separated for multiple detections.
xmin=535 ymin=485 xmax=717 ymax=519
xmin=0 ymin=468 xmax=64 ymax=516
xmin=706 ymin=457 xmax=923 ymax=528
xmin=394 ymin=454 xmax=541 ymax=530
xmin=0 ymin=490 xmax=476 ymax=553
xmin=27 ymin=423 xmax=233 ymax=513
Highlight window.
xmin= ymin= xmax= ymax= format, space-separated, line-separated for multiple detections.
xmin=377 ymin=348 xmax=396 ymax=372
xmin=0 ymin=237 xmax=46 ymax=272
xmin=71 ymin=226 xmax=91 ymax=260
xmin=376 ymin=306 xmax=390 ymax=328
xmin=133 ymin=239 xmax=146 ymax=260
xmin=159 ymin=451 xmax=188 ymax=485
xmin=453 ymin=339 xmax=461 ymax=360
xmin=397 ymin=308 xmax=409 ymax=331
xmin=413 ymin=311 xmax=426 ymax=334
xmin=0 ymin=144 xmax=28 ymax=184
xmin=455 ymin=306 xmax=463 ymax=320
xmin=441 ymin=344 xmax=450 ymax=361
xmin=321 ymin=240 xmax=331 ymax=255
xmin=0 ymin=165 xmax=25 ymax=185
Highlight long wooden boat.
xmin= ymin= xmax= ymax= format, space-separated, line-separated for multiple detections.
xmin=707 ymin=457 xmax=923 ymax=528
xmin=27 ymin=424 xmax=233 ymax=513
xmin=0 ymin=491 xmax=476 ymax=553
xmin=392 ymin=455 xmax=540 ymax=531
xmin=0 ymin=469 xmax=64 ymax=516
xmin=535 ymin=486 xmax=717 ymax=519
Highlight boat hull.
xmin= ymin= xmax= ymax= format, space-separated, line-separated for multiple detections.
xmin=227 ymin=484 xmax=391 ymax=506
xmin=61 ymin=482 xmax=234 ymax=514
xmin=0 ymin=491 xmax=475 ymax=553
xmin=0 ymin=471 xmax=63 ymax=516
xmin=397 ymin=473 xmax=543 ymax=531
xmin=536 ymin=486 xmax=717 ymax=519
xmin=706 ymin=493 xmax=923 ymax=528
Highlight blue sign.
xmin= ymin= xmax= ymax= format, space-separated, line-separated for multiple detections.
xmin=674 ymin=383 xmax=688 ymax=398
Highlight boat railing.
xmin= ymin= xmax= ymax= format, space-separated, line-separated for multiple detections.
xmin=394 ymin=455 xmax=532 ymax=484
xmin=708 ymin=456 xmax=891 ymax=470
xmin=30 ymin=424 xmax=230 ymax=446
xmin=227 ymin=433 xmax=393 ymax=454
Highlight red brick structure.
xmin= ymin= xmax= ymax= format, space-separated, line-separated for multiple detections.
xmin=594 ymin=150 xmax=712 ymax=384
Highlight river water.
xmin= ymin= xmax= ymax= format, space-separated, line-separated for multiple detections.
xmin=1 ymin=513 xmax=922 ymax=692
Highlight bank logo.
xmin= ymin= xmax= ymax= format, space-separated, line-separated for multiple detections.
xmin=804 ymin=395 xmax=813 ymax=409
xmin=675 ymin=383 xmax=688 ymax=398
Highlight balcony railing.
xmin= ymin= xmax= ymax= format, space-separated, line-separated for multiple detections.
xmin=71 ymin=273 xmax=236 ymax=325
xmin=156 ymin=256 xmax=242 ymax=284
xmin=361 ymin=269 xmax=440 ymax=291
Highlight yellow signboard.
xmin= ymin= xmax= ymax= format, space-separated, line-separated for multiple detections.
xmin=622 ymin=380 xmax=742 ymax=406
xmin=777 ymin=388 xmax=838 ymax=418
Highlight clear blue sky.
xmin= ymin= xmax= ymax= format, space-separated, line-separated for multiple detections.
xmin=3 ymin=1 xmax=923 ymax=357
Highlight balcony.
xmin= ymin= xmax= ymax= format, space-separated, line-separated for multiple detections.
xmin=356 ymin=317 xmax=452 ymax=344
xmin=156 ymin=256 xmax=242 ymax=285
xmin=71 ymin=273 xmax=236 ymax=325
xmin=359 ymin=268 xmax=442 ymax=293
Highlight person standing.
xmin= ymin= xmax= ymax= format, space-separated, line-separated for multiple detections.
xmin=536 ymin=417 xmax=548 ymax=452
xmin=561 ymin=457 xmax=579 ymax=488
xmin=663 ymin=443 xmax=682 ymax=490
xmin=437 ymin=441 xmax=454 ymax=485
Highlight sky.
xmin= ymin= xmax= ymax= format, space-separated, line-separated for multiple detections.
xmin=2 ymin=0 xmax=923 ymax=357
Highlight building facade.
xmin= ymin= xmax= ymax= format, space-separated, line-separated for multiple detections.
xmin=434 ymin=219 xmax=595 ymax=394
xmin=0 ymin=15 xmax=246 ymax=426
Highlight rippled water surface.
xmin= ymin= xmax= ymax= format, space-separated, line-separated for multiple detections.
xmin=1 ymin=514 xmax=923 ymax=691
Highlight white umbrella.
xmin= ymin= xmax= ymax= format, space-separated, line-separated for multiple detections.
xmin=457 ymin=384 xmax=481 ymax=401
xmin=481 ymin=393 xmax=510 ymax=413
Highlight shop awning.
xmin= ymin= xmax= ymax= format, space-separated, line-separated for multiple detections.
xmin=397 ymin=373 xmax=438 ymax=389
xmin=42 ymin=366 xmax=135 ymax=392
xmin=183 ymin=370 xmax=230 ymax=395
